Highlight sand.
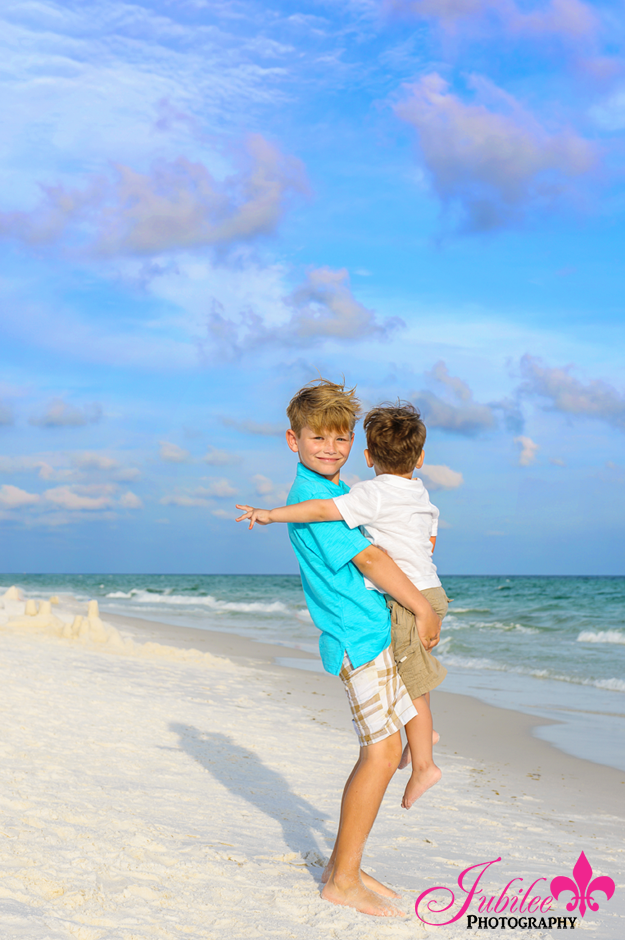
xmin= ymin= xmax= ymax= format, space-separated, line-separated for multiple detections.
xmin=0 ymin=592 xmax=623 ymax=939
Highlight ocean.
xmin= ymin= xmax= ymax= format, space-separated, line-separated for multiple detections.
xmin=3 ymin=573 xmax=624 ymax=773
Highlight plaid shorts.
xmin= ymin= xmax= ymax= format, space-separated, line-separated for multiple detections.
xmin=339 ymin=645 xmax=417 ymax=747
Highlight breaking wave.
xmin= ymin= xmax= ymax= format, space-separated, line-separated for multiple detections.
xmin=577 ymin=630 xmax=625 ymax=645
xmin=106 ymin=589 xmax=289 ymax=615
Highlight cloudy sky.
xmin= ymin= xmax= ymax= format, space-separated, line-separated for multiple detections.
xmin=1 ymin=0 xmax=624 ymax=575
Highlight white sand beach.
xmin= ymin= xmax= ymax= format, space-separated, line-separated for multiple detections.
xmin=1 ymin=589 xmax=623 ymax=939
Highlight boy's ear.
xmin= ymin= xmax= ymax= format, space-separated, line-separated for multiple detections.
xmin=286 ymin=429 xmax=299 ymax=454
xmin=364 ymin=448 xmax=374 ymax=469
xmin=416 ymin=451 xmax=425 ymax=469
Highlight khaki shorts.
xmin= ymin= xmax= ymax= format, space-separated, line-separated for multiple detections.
xmin=340 ymin=645 xmax=417 ymax=747
xmin=387 ymin=586 xmax=448 ymax=701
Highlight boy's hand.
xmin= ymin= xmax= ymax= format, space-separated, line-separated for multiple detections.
xmin=235 ymin=504 xmax=272 ymax=529
xmin=416 ymin=606 xmax=442 ymax=651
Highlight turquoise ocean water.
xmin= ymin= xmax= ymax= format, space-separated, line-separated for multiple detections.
xmin=2 ymin=574 xmax=624 ymax=773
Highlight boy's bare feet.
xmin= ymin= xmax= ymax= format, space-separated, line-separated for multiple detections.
xmin=321 ymin=877 xmax=405 ymax=916
xmin=321 ymin=861 xmax=400 ymax=899
xmin=397 ymin=730 xmax=439 ymax=770
xmin=401 ymin=763 xmax=442 ymax=809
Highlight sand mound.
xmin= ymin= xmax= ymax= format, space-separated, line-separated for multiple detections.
xmin=4 ymin=595 xmax=233 ymax=670
xmin=2 ymin=585 xmax=23 ymax=601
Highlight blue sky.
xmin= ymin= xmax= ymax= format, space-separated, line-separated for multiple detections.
xmin=1 ymin=0 xmax=624 ymax=575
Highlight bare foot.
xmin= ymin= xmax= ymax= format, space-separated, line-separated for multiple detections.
xmin=321 ymin=877 xmax=404 ymax=916
xmin=321 ymin=861 xmax=400 ymax=899
xmin=401 ymin=763 xmax=442 ymax=809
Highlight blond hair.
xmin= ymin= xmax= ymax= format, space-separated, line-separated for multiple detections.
xmin=286 ymin=378 xmax=361 ymax=436
xmin=364 ymin=402 xmax=426 ymax=474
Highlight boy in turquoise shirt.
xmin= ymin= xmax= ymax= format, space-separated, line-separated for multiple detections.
xmin=237 ymin=379 xmax=441 ymax=917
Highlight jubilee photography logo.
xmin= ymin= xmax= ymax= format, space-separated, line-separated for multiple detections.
xmin=415 ymin=852 xmax=616 ymax=930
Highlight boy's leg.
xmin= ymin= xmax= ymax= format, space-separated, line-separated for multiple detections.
xmin=398 ymin=699 xmax=439 ymax=770
xmin=321 ymin=731 xmax=404 ymax=916
xmin=322 ymin=756 xmax=400 ymax=899
xmin=321 ymin=645 xmax=417 ymax=914
xmin=401 ymin=691 xmax=441 ymax=809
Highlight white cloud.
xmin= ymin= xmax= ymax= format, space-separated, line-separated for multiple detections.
xmin=72 ymin=452 xmax=120 ymax=471
xmin=0 ymin=450 xmax=141 ymax=483
xmin=202 ymin=446 xmax=240 ymax=466
xmin=119 ymin=491 xmax=143 ymax=509
xmin=518 ymin=354 xmax=625 ymax=430
xmin=159 ymin=441 xmax=191 ymax=463
xmin=199 ymin=479 xmax=237 ymax=498
xmin=394 ymin=73 xmax=596 ymax=231
xmin=113 ymin=466 xmax=142 ymax=482
xmin=251 ymin=474 xmax=275 ymax=496
xmin=222 ymin=418 xmax=285 ymax=436
xmin=160 ymin=493 xmax=208 ymax=507
xmin=515 ymin=435 xmax=540 ymax=466
xmin=43 ymin=484 xmax=116 ymax=511
xmin=29 ymin=398 xmax=103 ymax=428
xmin=0 ymin=455 xmax=54 ymax=478
xmin=550 ymin=457 xmax=566 ymax=466
xmin=159 ymin=478 xmax=235 ymax=505
xmin=71 ymin=451 xmax=141 ymax=481
xmin=417 ymin=464 xmax=464 ymax=489
xmin=0 ymin=484 xmax=40 ymax=508
xmin=211 ymin=508 xmax=233 ymax=519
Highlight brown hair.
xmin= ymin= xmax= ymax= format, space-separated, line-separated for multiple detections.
xmin=363 ymin=402 xmax=426 ymax=474
xmin=286 ymin=378 xmax=361 ymax=436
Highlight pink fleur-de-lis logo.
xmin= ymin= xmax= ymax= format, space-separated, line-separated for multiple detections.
xmin=550 ymin=852 xmax=615 ymax=919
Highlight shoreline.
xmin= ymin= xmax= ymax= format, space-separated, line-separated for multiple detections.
xmin=105 ymin=610 xmax=625 ymax=823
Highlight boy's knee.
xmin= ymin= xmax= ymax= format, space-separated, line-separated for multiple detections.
xmin=366 ymin=732 xmax=402 ymax=771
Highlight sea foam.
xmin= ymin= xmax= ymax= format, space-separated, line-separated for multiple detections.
xmin=577 ymin=630 xmax=625 ymax=645
xmin=106 ymin=589 xmax=289 ymax=614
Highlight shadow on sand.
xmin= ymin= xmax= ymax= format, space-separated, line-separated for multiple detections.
xmin=171 ymin=723 xmax=334 ymax=878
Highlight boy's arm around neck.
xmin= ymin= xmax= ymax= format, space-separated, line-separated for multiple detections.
xmin=351 ymin=545 xmax=441 ymax=650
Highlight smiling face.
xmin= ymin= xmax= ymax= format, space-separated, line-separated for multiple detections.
xmin=286 ymin=425 xmax=354 ymax=484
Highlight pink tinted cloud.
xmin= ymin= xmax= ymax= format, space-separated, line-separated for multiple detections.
xmin=386 ymin=0 xmax=599 ymax=43
xmin=0 ymin=135 xmax=307 ymax=256
xmin=395 ymin=73 xmax=596 ymax=230
xmin=205 ymin=266 xmax=403 ymax=358
xmin=518 ymin=355 xmax=625 ymax=430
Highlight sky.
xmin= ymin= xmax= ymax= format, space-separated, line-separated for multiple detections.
xmin=1 ymin=0 xmax=624 ymax=576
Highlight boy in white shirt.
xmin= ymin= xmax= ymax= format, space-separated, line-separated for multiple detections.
xmin=236 ymin=402 xmax=449 ymax=809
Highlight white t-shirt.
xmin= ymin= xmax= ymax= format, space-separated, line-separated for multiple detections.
xmin=333 ymin=474 xmax=441 ymax=591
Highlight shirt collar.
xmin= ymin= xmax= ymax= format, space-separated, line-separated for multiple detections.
xmin=296 ymin=461 xmax=344 ymax=490
xmin=375 ymin=473 xmax=426 ymax=492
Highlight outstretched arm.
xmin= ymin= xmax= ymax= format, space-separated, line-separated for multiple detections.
xmin=235 ymin=498 xmax=343 ymax=529
xmin=352 ymin=544 xmax=442 ymax=650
